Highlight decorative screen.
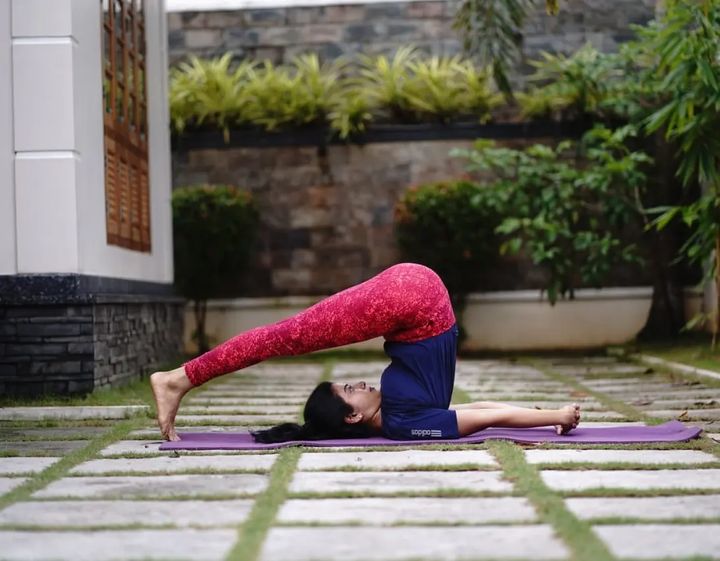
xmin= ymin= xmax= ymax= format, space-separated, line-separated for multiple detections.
xmin=101 ymin=0 xmax=151 ymax=252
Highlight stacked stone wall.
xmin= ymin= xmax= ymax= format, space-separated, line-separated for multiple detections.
xmin=167 ymin=0 xmax=656 ymax=66
xmin=0 ymin=298 xmax=184 ymax=396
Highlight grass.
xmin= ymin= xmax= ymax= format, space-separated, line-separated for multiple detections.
xmin=488 ymin=439 xmax=615 ymax=561
xmin=223 ymin=447 xmax=302 ymax=561
xmin=635 ymin=333 xmax=720 ymax=374
xmin=219 ymin=359 xmax=330 ymax=561
xmin=0 ymin=414 xmax=149 ymax=512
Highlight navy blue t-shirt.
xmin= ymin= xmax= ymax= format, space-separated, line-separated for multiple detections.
xmin=380 ymin=324 xmax=460 ymax=440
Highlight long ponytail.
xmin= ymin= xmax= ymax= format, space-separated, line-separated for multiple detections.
xmin=251 ymin=381 xmax=377 ymax=443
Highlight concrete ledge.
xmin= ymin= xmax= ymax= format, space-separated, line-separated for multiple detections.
xmin=632 ymin=354 xmax=720 ymax=382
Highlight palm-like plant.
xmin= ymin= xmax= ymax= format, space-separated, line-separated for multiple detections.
xmin=169 ymin=53 xmax=254 ymax=141
xmin=358 ymin=46 xmax=418 ymax=121
xmin=453 ymin=0 xmax=561 ymax=97
xmin=517 ymin=43 xmax=623 ymax=120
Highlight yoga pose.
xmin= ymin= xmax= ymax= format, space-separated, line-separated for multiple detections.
xmin=151 ymin=263 xmax=580 ymax=442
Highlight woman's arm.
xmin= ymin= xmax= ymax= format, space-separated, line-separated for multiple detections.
xmin=451 ymin=401 xmax=525 ymax=411
xmin=455 ymin=404 xmax=580 ymax=437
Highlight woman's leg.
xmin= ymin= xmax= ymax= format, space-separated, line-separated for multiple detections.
xmin=152 ymin=263 xmax=455 ymax=439
xmin=184 ymin=262 xmax=455 ymax=386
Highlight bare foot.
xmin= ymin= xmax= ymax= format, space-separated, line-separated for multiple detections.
xmin=150 ymin=367 xmax=193 ymax=441
xmin=556 ymin=403 xmax=581 ymax=435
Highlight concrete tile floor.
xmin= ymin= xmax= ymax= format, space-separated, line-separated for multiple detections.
xmin=0 ymin=358 xmax=718 ymax=561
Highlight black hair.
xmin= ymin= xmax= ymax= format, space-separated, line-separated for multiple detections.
xmin=251 ymin=381 xmax=378 ymax=443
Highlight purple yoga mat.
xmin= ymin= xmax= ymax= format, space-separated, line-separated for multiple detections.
xmin=159 ymin=420 xmax=702 ymax=451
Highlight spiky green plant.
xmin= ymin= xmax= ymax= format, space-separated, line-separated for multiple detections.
xmin=169 ymin=53 xmax=254 ymax=141
xmin=357 ymin=46 xmax=418 ymax=121
xmin=517 ymin=43 xmax=623 ymax=120
xmin=242 ymin=54 xmax=346 ymax=131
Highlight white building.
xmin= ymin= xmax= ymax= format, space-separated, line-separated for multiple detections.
xmin=0 ymin=0 xmax=183 ymax=395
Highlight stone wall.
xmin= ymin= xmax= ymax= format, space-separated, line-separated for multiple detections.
xmin=174 ymin=140 xmax=473 ymax=295
xmin=167 ymin=0 xmax=656 ymax=66
xmin=172 ymin=136 xmax=650 ymax=296
xmin=0 ymin=277 xmax=185 ymax=396
xmin=169 ymin=0 xmax=658 ymax=296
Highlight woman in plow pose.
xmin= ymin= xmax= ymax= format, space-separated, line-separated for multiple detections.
xmin=151 ymin=263 xmax=580 ymax=442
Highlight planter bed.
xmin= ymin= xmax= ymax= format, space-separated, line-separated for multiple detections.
xmin=183 ymin=287 xmax=655 ymax=354
xmin=171 ymin=121 xmax=589 ymax=151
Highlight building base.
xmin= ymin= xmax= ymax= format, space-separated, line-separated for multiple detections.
xmin=0 ymin=275 xmax=185 ymax=396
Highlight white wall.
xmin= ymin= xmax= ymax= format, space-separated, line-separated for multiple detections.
xmin=0 ymin=0 xmax=17 ymax=275
xmin=8 ymin=0 xmax=173 ymax=283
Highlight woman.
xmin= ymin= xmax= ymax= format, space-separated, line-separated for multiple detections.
xmin=151 ymin=263 xmax=580 ymax=442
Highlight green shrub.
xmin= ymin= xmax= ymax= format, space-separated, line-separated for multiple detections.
xmin=172 ymin=185 xmax=259 ymax=353
xmin=395 ymin=179 xmax=503 ymax=326
xmin=452 ymin=125 xmax=651 ymax=304
xmin=242 ymin=55 xmax=348 ymax=131
xmin=357 ymin=47 xmax=499 ymax=124
xmin=518 ymin=43 xmax=625 ymax=121
xmin=169 ymin=54 xmax=255 ymax=141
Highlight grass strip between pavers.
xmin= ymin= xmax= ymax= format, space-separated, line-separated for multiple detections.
xmin=531 ymin=361 xmax=651 ymax=423
xmin=222 ymin=359 xmax=332 ymax=561
xmin=223 ymin=447 xmax=302 ymax=561
xmin=0 ymin=414 xmax=149 ymax=511
xmin=488 ymin=439 xmax=615 ymax=561
xmin=532 ymin=360 xmax=720 ymax=460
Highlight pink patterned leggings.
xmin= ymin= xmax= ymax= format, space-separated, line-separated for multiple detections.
xmin=183 ymin=263 xmax=456 ymax=386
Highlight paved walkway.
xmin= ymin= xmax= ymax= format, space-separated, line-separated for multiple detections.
xmin=1 ymin=357 xmax=719 ymax=561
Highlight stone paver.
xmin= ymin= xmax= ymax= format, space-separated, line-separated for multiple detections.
xmin=620 ymin=388 xmax=720 ymax=399
xmin=277 ymin=497 xmax=537 ymax=524
xmin=629 ymin=398 xmax=719 ymax=408
xmin=70 ymin=454 xmax=276 ymax=475
xmin=566 ymin=494 xmax=720 ymax=520
xmin=99 ymin=439 xmax=264 ymax=456
xmin=0 ymin=529 xmax=238 ymax=561
xmin=176 ymin=414 xmax=291 ymax=424
xmin=0 ymin=427 xmax=108 ymax=440
xmin=186 ymin=397 xmax=304 ymax=406
xmin=182 ymin=405 xmax=299 ymax=415
xmin=261 ymin=526 xmax=569 ymax=561
xmin=289 ymin=470 xmax=512 ymax=494
xmin=525 ymin=449 xmax=717 ymax=465
xmin=593 ymin=524 xmax=720 ymax=559
xmin=0 ymin=457 xmax=61 ymax=475
xmin=645 ymin=408 xmax=720 ymax=420
xmin=0 ymin=440 xmax=87 ymax=455
xmin=0 ymin=406 xmax=148 ymax=421
xmin=297 ymin=450 xmax=497 ymax=470
xmin=555 ymin=364 xmax=651 ymax=374
xmin=568 ymin=411 xmax=626 ymax=420
xmin=198 ymin=390 xmax=310 ymax=398
xmin=34 ymin=473 xmax=269 ymax=499
xmin=464 ymin=400 xmax=606 ymax=411
xmin=542 ymin=469 xmax=720 ymax=491
xmin=0 ymin=499 xmax=254 ymax=528
xmin=0 ymin=477 xmax=27 ymax=494
xmin=709 ymin=432 xmax=720 ymax=442
xmin=130 ymin=426 xmax=268 ymax=438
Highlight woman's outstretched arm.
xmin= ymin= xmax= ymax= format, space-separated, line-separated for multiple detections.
xmin=455 ymin=404 xmax=580 ymax=436
xmin=451 ymin=401 xmax=528 ymax=410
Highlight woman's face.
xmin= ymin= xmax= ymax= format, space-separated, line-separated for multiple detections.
xmin=331 ymin=381 xmax=381 ymax=422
